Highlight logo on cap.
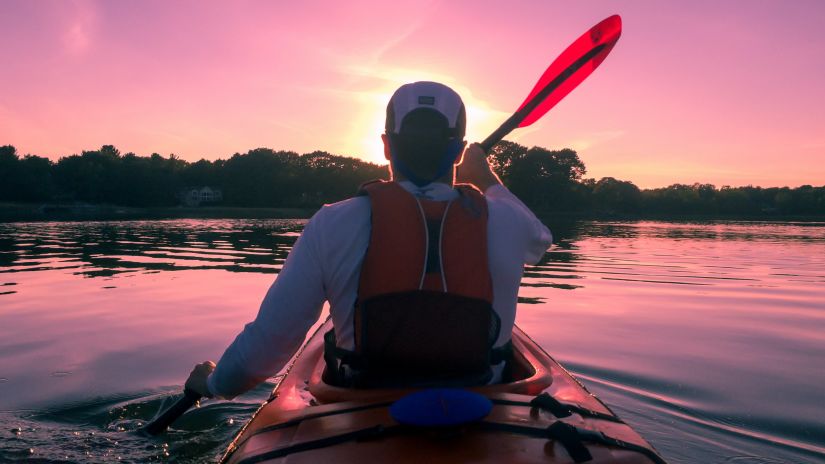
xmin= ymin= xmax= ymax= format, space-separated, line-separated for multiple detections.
xmin=418 ymin=96 xmax=436 ymax=105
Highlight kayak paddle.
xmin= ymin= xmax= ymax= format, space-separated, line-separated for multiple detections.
xmin=479 ymin=14 xmax=622 ymax=152
xmin=142 ymin=388 xmax=202 ymax=436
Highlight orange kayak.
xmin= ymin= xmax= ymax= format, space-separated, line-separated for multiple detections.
xmin=221 ymin=319 xmax=666 ymax=463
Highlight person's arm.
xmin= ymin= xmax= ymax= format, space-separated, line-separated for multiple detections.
xmin=457 ymin=143 xmax=552 ymax=264
xmin=185 ymin=213 xmax=327 ymax=400
xmin=485 ymin=184 xmax=553 ymax=264
xmin=455 ymin=143 xmax=503 ymax=193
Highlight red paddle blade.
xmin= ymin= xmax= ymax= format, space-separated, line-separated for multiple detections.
xmin=516 ymin=15 xmax=622 ymax=128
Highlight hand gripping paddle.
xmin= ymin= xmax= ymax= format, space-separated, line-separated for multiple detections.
xmin=480 ymin=15 xmax=622 ymax=152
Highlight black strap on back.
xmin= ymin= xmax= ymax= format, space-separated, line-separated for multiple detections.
xmin=490 ymin=340 xmax=512 ymax=365
xmin=323 ymin=329 xmax=365 ymax=385
xmin=324 ymin=328 xmax=512 ymax=388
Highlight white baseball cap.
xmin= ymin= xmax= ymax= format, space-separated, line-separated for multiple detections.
xmin=385 ymin=81 xmax=466 ymax=139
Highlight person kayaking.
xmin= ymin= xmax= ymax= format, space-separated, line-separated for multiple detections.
xmin=184 ymin=81 xmax=553 ymax=398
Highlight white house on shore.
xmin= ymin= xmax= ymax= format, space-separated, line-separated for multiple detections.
xmin=180 ymin=186 xmax=223 ymax=207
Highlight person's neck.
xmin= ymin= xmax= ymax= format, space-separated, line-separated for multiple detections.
xmin=390 ymin=170 xmax=454 ymax=187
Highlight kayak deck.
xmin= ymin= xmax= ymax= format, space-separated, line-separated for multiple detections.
xmin=221 ymin=320 xmax=665 ymax=463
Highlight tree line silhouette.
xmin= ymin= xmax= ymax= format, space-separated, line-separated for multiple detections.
xmin=1 ymin=142 xmax=823 ymax=216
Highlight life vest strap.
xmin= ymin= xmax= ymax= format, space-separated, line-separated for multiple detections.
xmin=324 ymin=326 xmax=513 ymax=388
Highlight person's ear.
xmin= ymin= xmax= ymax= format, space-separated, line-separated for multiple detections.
xmin=381 ymin=133 xmax=392 ymax=161
xmin=454 ymin=140 xmax=468 ymax=165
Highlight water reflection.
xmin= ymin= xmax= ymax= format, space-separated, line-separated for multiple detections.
xmin=525 ymin=220 xmax=825 ymax=294
xmin=0 ymin=219 xmax=304 ymax=278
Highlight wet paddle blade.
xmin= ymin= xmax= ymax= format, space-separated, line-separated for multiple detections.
xmin=516 ymin=15 xmax=622 ymax=128
xmin=142 ymin=389 xmax=201 ymax=436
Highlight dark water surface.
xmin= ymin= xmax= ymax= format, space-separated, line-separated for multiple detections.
xmin=0 ymin=219 xmax=823 ymax=463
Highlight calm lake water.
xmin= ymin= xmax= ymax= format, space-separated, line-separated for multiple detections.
xmin=0 ymin=218 xmax=823 ymax=463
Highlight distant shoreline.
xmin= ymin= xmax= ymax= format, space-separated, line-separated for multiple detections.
xmin=2 ymin=202 xmax=824 ymax=224
xmin=537 ymin=210 xmax=825 ymax=223
xmin=0 ymin=202 xmax=317 ymax=223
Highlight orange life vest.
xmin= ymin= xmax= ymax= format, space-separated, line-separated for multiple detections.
xmin=324 ymin=180 xmax=508 ymax=388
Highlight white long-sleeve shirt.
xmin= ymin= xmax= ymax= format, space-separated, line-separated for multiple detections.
xmin=207 ymin=181 xmax=552 ymax=399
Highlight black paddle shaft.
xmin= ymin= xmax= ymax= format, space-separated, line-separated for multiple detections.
xmin=143 ymin=389 xmax=202 ymax=436
xmin=479 ymin=43 xmax=607 ymax=153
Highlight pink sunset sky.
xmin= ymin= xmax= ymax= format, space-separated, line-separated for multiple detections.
xmin=1 ymin=0 xmax=823 ymax=188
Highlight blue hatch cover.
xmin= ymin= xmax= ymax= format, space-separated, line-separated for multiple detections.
xmin=389 ymin=388 xmax=493 ymax=427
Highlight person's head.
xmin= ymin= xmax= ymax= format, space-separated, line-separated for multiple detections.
xmin=382 ymin=81 xmax=467 ymax=186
